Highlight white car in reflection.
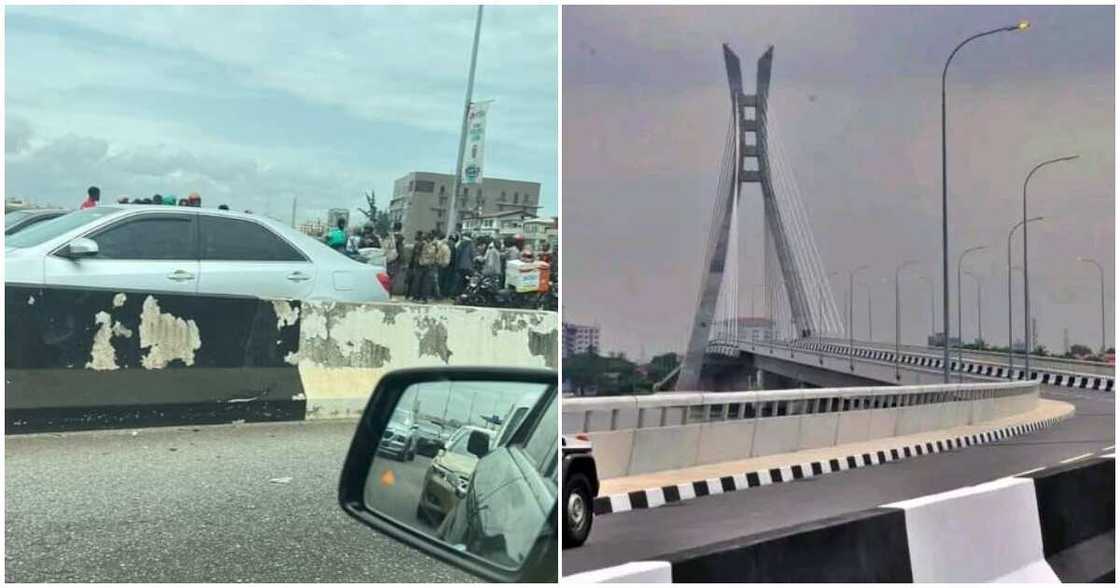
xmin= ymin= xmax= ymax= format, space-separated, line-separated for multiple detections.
xmin=5 ymin=206 xmax=390 ymax=302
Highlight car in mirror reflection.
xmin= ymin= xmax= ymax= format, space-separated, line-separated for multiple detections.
xmin=338 ymin=367 xmax=557 ymax=582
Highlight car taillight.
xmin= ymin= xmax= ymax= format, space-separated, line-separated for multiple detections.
xmin=376 ymin=272 xmax=391 ymax=293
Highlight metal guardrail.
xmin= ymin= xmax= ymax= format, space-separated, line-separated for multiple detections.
xmin=563 ymin=380 xmax=1037 ymax=434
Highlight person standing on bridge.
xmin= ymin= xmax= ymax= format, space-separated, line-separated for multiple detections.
xmin=325 ymin=218 xmax=348 ymax=252
xmin=452 ymin=233 xmax=476 ymax=297
xmin=80 ymin=186 xmax=100 ymax=209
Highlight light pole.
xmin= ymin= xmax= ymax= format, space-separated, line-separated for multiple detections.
xmin=1023 ymin=155 xmax=1078 ymax=378
xmin=964 ymin=270 xmax=984 ymax=346
xmin=849 ymin=265 xmax=870 ymax=370
xmin=447 ymin=5 xmax=485 ymax=236
xmin=895 ymin=261 xmax=920 ymax=380
xmin=1076 ymin=257 xmax=1107 ymax=353
xmin=957 ymin=245 xmax=986 ymax=382
xmin=941 ymin=20 xmax=1029 ymax=383
xmin=1007 ymin=217 xmax=1043 ymax=378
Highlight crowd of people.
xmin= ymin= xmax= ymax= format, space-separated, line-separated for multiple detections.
xmin=80 ymin=186 xmax=235 ymax=211
xmin=322 ymin=217 xmax=555 ymax=304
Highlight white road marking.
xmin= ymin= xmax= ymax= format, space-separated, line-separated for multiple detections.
xmin=1010 ymin=467 xmax=1045 ymax=477
xmin=1059 ymin=452 xmax=1094 ymax=464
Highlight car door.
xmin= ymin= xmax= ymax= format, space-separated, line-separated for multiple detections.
xmin=196 ymin=214 xmax=317 ymax=300
xmin=43 ymin=211 xmax=200 ymax=295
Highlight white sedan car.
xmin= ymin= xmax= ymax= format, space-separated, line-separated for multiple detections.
xmin=5 ymin=206 xmax=390 ymax=303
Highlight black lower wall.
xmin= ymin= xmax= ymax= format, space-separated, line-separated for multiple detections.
xmin=1028 ymin=458 xmax=1115 ymax=583
xmin=666 ymin=507 xmax=914 ymax=582
xmin=6 ymin=285 xmax=304 ymax=433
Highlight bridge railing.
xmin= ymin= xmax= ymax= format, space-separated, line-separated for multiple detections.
xmin=562 ymin=381 xmax=1040 ymax=479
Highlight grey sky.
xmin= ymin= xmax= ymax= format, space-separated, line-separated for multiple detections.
xmin=564 ymin=5 xmax=1114 ymax=359
xmin=5 ymin=5 xmax=557 ymax=222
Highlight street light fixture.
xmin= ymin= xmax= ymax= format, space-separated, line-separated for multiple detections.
xmin=849 ymin=265 xmax=870 ymax=370
xmin=957 ymin=245 xmax=987 ymax=381
xmin=895 ymin=260 xmax=920 ymax=380
xmin=1076 ymin=256 xmax=1107 ymax=354
xmin=1022 ymin=155 xmax=1078 ymax=378
xmin=1007 ymin=216 xmax=1043 ymax=378
xmin=940 ymin=21 xmax=1029 ymax=383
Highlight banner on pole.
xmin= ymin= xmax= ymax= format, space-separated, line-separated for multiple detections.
xmin=461 ymin=101 xmax=491 ymax=185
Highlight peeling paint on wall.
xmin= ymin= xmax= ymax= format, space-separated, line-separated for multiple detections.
xmin=272 ymin=300 xmax=300 ymax=329
xmin=112 ymin=322 xmax=133 ymax=338
xmin=415 ymin=318 xmax=452 ymax=363
xmin=297 ymin=302 xmax=557 ymax=419
xmin=138 ymin=296 xmax=202 ymax=369
xmin=113 ymin=293 xmax=127 ymax=308
xmin=85 ymin=312 xmax=118 ymax=370
xmin=27 ymin=295 xmax=35 ymax=305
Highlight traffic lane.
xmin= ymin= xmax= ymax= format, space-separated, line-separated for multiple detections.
xmin=5 ymin=419 xmax=477 ymax=583
xmin=563 ymin=385 xmax=1113 ymax=575
xmin=366 ymin=453 xmax=443 ymax=534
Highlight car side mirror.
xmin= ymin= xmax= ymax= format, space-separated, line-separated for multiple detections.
xmin=467 ymin=430 xmax=490 ymax=459
xmin=338 ymin=367 xmax=558 ymax=583
xmin=64 ymin=238 xmax=99 ymax=259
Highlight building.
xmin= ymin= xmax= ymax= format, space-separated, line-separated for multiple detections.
xmin=461 ymin=209 xmax=537 ymax=241
xmin=522 ymin=216 xmax=558 ymax=252
xmin=563 ymin=322 xmax=600 ymax=357
xmin=388 ymin=171 xmax=541 ymax=238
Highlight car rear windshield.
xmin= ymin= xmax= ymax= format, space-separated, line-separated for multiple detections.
xmin=6 ymin=208 xmax=116 ymax=248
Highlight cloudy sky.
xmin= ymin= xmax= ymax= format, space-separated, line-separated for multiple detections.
xmin=5 ymin=5 xmax=557 ymax=222
xmin=564 ymin=5 xmax=1114 ymax=358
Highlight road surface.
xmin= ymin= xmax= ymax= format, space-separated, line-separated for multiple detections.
xmin=5 ymin=419 xmax=478 ymax=583
xmin=563 ymin=385 xmax=1114 ymax=575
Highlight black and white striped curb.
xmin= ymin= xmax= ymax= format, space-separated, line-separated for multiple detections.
xmin=568 ymin=454 xmax=1114 ymax=583
xmin=784 ymin=340 xmax=1114 ymax=391
xmin=592 ymin=411 xmax=1071 ymax=516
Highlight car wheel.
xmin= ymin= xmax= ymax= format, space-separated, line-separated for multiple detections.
xmin=563 ymin=473 xmax=593 ymax=548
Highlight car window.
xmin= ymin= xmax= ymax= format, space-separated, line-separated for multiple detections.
xmin=517 ymin=394 xmax=557 ymax=475
xmin=89 ymin=215 xmax=195 ymax=260
xmin=200 ymin=215 xmax=306 ymax=262
xmin=7 ymin=207 xmax=116 ymax=248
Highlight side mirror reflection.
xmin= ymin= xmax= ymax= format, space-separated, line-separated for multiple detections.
xmin=346 ymin=372 xmax=559 ymax=580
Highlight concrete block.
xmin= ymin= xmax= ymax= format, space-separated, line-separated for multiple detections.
xmin=586 ymin=429 xmax=635 ymax=480
xmin=696 ymin=420 xmax=755 ymax=465
xmin=835 ymin=410 xmax=872 ymax=445
xmin=886 ymin=477 xmax=1057 ymax=582
xmin=867 ymin=409 xmax=898 ymax=439
xmin=798 ymin=413 xmax=839 ymax=450
xmin=751 ymin=416 xmax=801 ymax=457
xmin=628 ymin=425 xmax=702 ymax=476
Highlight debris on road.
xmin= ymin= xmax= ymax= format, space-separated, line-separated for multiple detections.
xmin=268 ymin=477 xmax=292 ymax=485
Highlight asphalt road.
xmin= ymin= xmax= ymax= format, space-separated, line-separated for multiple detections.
xmin=5 ymin=419 xmax=478 ymax=583
xmin=563 ymin=385 xmax=1115 ymax=575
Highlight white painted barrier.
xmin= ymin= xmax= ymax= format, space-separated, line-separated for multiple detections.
xmin=564 ymin=381 xmax=1039 ymax=478
xmin=296 ymin=302 xmax=557 ymax=418
xmin=563 ymin=561 xmax=672 ymax=583
xmin=886 ymin=477 xmax=1058 ymax=582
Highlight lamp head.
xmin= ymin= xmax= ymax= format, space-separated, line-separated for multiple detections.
xmin=1016 ymin=20 xmax=1030 ymax=31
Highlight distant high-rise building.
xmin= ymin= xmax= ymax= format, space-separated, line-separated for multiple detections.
xmin=388 ymin=171 xmax=541 ymax=238
xmin=563 ymin=323 xmax=600 ymax=357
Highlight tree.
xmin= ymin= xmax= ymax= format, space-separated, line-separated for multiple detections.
xmin=646 ymin=352 xmax=681 ymax=385
xmin=357 ymin=188 xmax=391 ymax=235
xmin=1069 ymin=344 xmax=1093 ymax=357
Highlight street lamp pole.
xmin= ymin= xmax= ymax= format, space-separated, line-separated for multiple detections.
xmin=1076 ymin=257 xmax=1107 ymax=353
xmin=941 ymin=20 xmax=1029 ymax=383
xmin=1007 ymin=216 xmax=1043 ymax=378
xmin=895 ymin=261 xmax=919 ymax=380
xmin=849 ymin=265 xmax=870 ymax=370
xmin=957 ymin=245 xmax=986 ymax=382
xmin=447 ymin=5 xmax=485 ymax=236
xmin=918 ymin=274 xmax=935 ymax=338
xmin=1023 ymin=155 xmax=1078 ymax=378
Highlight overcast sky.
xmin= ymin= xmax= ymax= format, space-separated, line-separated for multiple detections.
xmin=5 ymin=5 xmax=557 ymax=222
xmin=564 ymin=5 xmax=1114 ymax=359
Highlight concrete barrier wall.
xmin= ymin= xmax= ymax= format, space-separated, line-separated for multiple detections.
xmin=6 ymin=284 xmax=305 ymax=432
xmin=566 ymin=381 xmax=1038 ymax=478
xmin=296 ymin=302 xmax=557 ymax=418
